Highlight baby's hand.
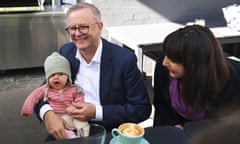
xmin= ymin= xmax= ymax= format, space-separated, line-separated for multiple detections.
xmin=65 ymin=105 xmax=77 ymax=114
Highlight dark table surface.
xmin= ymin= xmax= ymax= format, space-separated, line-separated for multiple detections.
xmin=44 ymin=126 xmax=195 ymax=144
xmin=143 ymin=126 xmax=194 ymax=144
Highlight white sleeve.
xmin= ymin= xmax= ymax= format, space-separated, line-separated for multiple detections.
xmin=40 ymin=104 xmax=54 ymax=120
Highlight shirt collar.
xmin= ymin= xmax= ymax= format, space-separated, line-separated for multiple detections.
xmin=75 ymin=39 xmax=103 ymax=64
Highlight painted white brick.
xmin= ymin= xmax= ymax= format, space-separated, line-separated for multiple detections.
xmin=92 ymin=0 xmax=166 ymax=28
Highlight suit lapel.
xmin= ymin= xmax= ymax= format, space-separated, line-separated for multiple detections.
xmin=100 ymin=39 xmax=113 ymax=104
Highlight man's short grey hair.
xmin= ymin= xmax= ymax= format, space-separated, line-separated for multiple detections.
xmin=66 ymin=2 xmax=101 ymax=21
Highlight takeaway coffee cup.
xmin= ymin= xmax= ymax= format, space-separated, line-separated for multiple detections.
xmin=111 ymin=123 xmax=144 ymax=144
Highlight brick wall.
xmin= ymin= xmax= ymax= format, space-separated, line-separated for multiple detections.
xmin=89 ymin=0 xmax=168 ymax=38
xmin=92 ymin=0 xmax=168 ymax=26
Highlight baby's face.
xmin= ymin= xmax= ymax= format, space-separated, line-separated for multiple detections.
xmin=48 ymin=73 xmax=68 ymax=90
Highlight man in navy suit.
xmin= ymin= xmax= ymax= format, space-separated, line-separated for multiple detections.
xmin=35 ymin=3 xmax=151 ymax=140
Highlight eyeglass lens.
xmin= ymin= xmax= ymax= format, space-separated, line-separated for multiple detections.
xmin=66 ymin=25 xmax=89 ymax=34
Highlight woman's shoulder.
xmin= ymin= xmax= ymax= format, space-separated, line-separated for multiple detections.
xmin=227 ymin=56 xmax=240 ymax=74
xmin=226 ymin=56 xmax=240 ymax=88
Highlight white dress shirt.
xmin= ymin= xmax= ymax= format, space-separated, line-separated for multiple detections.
xmin=74 ymin=40 xmax=103 ymax=121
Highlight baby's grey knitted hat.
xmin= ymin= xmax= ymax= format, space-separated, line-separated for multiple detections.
xmin=44 ymin=52 xmax=72 ymax=84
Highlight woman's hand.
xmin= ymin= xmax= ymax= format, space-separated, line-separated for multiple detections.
xmin=44 ymin=111 xmax=73 ymax=140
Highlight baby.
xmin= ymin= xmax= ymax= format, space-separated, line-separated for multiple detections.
xmin=21 ymin=52 xmax=89 ymax=138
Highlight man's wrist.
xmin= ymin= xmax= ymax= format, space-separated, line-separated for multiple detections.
xmin=40 ymin=104 xmax=53 ymax=121
xmin=94 ymin=104 xmax=103 ymax=121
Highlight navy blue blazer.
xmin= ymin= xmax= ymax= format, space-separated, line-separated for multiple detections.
xmin=36 ymin=39 xmax=152 ymax=131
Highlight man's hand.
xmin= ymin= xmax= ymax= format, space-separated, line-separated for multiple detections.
xmin=66 ymin=103 xmax=96 ymax=121
xmin=44 ymin=111 xmax=73 ymax=140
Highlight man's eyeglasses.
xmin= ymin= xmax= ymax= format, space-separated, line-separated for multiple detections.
xmin=65 ymin=22 xmax=98 ymax=35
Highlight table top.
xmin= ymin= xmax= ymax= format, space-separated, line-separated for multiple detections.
xmin=211 ymin=27 xmax=240 ymax=38
xmin=107 ymin=22 xmax=240 ymax=48
xmin=143 ymin=126 xmax=194 ymax=144
xmin=44 ymin=126 xmax=194 ymax=144
xmin=107 ymin=22 xmax=183 ymax=48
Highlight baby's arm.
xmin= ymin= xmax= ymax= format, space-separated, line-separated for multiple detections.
xmin=65 ymin=86 xmax=85 ymax=117
xmin=74 ymin=92 xmax=84 ymax=103
xmin=73 ymin=86 xmax=84 ymax=103
xmin=21 ymin=85 xmax=46 ymax=116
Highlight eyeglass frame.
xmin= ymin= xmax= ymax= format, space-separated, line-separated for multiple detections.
xmin=64 ymin=22 xmax=99 ymax=35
